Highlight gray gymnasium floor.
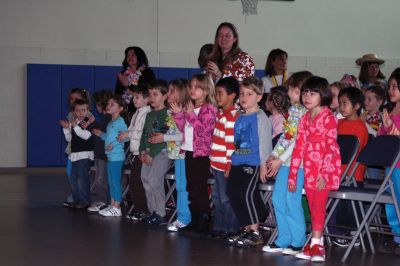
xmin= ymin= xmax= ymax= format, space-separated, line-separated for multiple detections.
xmin=0 ymin=168 xmax=398 ymax=266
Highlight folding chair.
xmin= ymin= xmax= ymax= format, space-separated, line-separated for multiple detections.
xmin=327 ymin=135 xmax=400 ymax=262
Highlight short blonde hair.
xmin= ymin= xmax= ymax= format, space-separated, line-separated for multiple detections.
xmin=240 ymin=76 xmax=263 ymax=95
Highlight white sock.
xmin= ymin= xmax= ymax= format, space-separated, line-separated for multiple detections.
xmin=320 ymin=236 xmax=324 ymax=246
xmin=311 ymin=237 xmax=320 ymax=247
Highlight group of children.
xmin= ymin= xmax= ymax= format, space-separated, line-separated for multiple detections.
xmin=59 ymin=67 xmax=400 ymax=261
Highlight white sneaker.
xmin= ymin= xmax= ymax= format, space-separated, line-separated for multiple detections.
xmin=167 ymin=220 xmax=187 ymax=232
xmin=87 ymin=202 xmax=107 ymax=213
xmin=282 ymin=246 xmax=302 ymax=255
xmin=262 ymin=243 xmax=283 ymax=253
xmin=100 ymin=206 xmax=121 ymax=217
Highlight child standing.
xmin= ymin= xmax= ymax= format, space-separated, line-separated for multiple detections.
xmin=265 ymin=86 xmax=291 ymax=143
xmin=118 ymin=84 xmax=151 ymax=221
xmin=377 ymin=72 xmax=400 ymax=256
xmin=209 ymin=77 xmax=240 ymax=238
xmin=262 ymin=71 xmax=312 ymax=255
xmin=60 ymin=99 xmax=94 ymax=209
xmin=362 ymin=85 xmax=386 ymax=136
xmin=226 ymin=76 xmax=272 ymax=247
xmin=87 ymin=90 xmax=112 ymax=213
xmin=147 ymin=79 xmax=190 ymax=231
xmin=290 ymin=76 xmax=341 ymax=262
xmin=331 ymin=87 xmax=369 ymax=247
xmin=172 ymin=74 xmax=217 ymax=232
xmin=139 ymin=80 xmax=171 ymax=225
xmin=93 ymin=95 xmax=128 ymax=217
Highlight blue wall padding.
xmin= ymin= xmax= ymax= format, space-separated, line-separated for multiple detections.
xmin=27 ymin=64 xmax=266 ymax=166
xmin=27 ymin=64 xmax=63 ymax=166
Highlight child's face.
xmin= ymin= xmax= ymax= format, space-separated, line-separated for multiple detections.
xmin=167 ymin=85 xmax=178 ymax=104
xmin=364 ymin=90 xmax=382 ymax=113
xmin=339 ymin=95 xmax=359 ymax=119
xmin=287 ymin=85 xmax=300 ymax=105
xmin=239 ymin=86 xmax=262 ymax=112
xmin=106 ymin=99 xmax=123 ymax=116
xmin=149 ymin=88 xmax=167 ymax=110
xmin=215 ymin=86 xmax=234 ymax=109
xmin=330 ymin=85 xmax=340 ymax=111
xmin=188 ymin=79 xmax=207 ymax=103
xmin=301 ymin=90 xmax=321 ymax=111
xmin=388 ymin=79 xmax=400 ymax=103
xmin=73 ymin=104 xmax=89 ymax=121
xmin=132 ymin=92 xmax=149 ymax=109
xmin=69 ymin=92 xmax=82 ymax=106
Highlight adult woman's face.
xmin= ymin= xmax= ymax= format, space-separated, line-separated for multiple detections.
xmin=217 ymin=26 xmax=237 ymax=55
xmin=126 ymin=50 xmax=138 ymax=68
xmin=367 ymin=63 xmax=380 ymax=78
xmin=272 ymin=55 xmax=288 ymax=74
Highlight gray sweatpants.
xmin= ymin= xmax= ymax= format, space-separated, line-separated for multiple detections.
xmin=91 ymin=158 xmax=110 ymax=204
xmin=141 ymin=150 xmax=170 ymax=217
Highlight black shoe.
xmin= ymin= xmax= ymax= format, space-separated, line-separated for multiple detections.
xmin=378 ymin=240 xmax=400 ymax=254
xmin=228 ymin=229 xmax=250 ymax=244
xmin=130 ymin=211 xmax=148 ymax=221
xmin=237 ymin=230 xmax=264 ymax=247
xmin=146 ymin=213 xmax=166 ymax=226
xmin=63 ymin=201 xmax=74 ymax=208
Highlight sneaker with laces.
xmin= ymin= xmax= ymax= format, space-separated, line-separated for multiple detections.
xmin=129 ymin=211 xmax=148 ymax=221
xmin=295 ymin=244 xmax=311 ymax=260
xmin=262 ymin=242 xmax=283 ymax=253
xmin=332 ymin=237 xmax=360 ymax=247
xmin=87 ymin=202 xmax=107 ymax=213
xmin=228 ymin=229 xmax=249 ymax=244
xmin=237 ymin=231 xmax=264 ymax=247
xmin=282 ymin=245 xmax=302 ymax=255
xmin=146 ymin=213 xmax=166 ymax=225
xmin=310 ymin=244 xmax=325 ymax=262
xmin=167 ymin=220 xmax=188 ymax=232
xmin=100 ymin=206 xmax=122 ymax=217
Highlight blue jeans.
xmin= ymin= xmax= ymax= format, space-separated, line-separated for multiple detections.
xmin=385 ymin=168 xmax=400 ymax=236
xmin=107 ymin=160 xmax=124 ymax=203
xmin=175 ymin=159 xmax=191 ymax=225
xmin=272 ymin=166 xmax=306 ymax=248
xmin=69 ymin=159 xmax=91 ymax=204
xmin=211 ymin=168 xmax=239 ymax=233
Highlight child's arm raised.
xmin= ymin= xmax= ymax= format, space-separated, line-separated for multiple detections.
xmin=73 ymin=124 xmax=92 ymax=140
xmin=184 ymin=104 xmax=217 ymax=136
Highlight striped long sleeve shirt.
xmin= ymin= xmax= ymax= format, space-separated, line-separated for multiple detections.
xmin=210 ymin=106 xmax=239 ymax=172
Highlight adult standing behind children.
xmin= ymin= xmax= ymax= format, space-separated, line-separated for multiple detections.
xmin=262 ymin=49 xmax=290 ymax=94
xmin=115 ymin=46 xmax=155 ymax=117
xmin=356 ymin=54 xmax=386 ymax=90
xmin=207 ymin=22 xmax=255 ymax=82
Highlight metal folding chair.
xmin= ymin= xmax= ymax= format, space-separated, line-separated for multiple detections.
xmin=327 ymin=135 xmax=400 ymax=262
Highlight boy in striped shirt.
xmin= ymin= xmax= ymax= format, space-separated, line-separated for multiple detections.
xmin=210 ymin=77 xmax=240 ymax=238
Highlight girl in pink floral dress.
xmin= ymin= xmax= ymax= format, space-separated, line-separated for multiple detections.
xmin=289 ymin=76 xmax=341 ymax=262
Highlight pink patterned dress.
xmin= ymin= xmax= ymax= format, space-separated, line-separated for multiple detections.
xmin=288 ymin=107 xmax=342 ymax=190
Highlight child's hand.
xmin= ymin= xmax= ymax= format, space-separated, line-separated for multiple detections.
xmin=170 ymin=102 xmax=183 ymax=114
xmin=224 ymin=168 xmax=231 ymax=178
xmin=382 ymin=109 xmax=393 ymax=129
xmin=145 ymin=155 xmax=153 ymax=165
xmin=59 ymin=120 xmax=69 ymax=129
xmin=259 ymin=164 xmax=267 ymax=183
xmin=185 ymin=101 xmax=194 ymax=113
xmin=148 ymin=133 xmax=164 ymax=144
xmin=316 ymin=175 xmax=326 ymax=191
xmin=207 ymin=61 xmax=222 ymax=78
xmin=80 ymin=120 xmax=89 ymax=129
xmin=117 ymin=131 xmax=129 ymax=142
xmin=288 ymin=182 xmax=296 ymax=192
xmin=92 ymin=128 xmax=103 ymax=136
xmin=266 ymin=155 xmax=275 ymax=164
xmin=106 ymin=144 xmax=113 ymax=152
xmin=118 ymin=72 xmax=129 ymax=87
xmin=266 ymin=158 xmax=283 ymax=178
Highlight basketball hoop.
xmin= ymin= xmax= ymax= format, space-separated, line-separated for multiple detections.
xmin=241 ymin=0 xmax=259 ymax=16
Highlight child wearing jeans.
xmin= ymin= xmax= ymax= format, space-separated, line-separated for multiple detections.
xmin=262 ymin=71 xmax=312 ymax=255
xmin=60 ymin=99 xmax=94 ymax=209
xmin=87 ymin=90 xmax=112 ymax=213
xmin=93 ymin=95 xmax=128 ymax=217
xmin=227 ymin=76 xmax=272 ymax=247
xmin=139 ymin=80 xmax=171 ymax=225
xmin=290 ymin=76 xmax=341 ymax=262
xmin=210 ymin=77 xmax=240 ymax=238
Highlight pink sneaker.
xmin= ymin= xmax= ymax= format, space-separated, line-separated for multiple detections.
xmin=311 ymin=244 xmax=326 ymax=262
xmin=295 ymin=244 xmax=311 ymax=260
